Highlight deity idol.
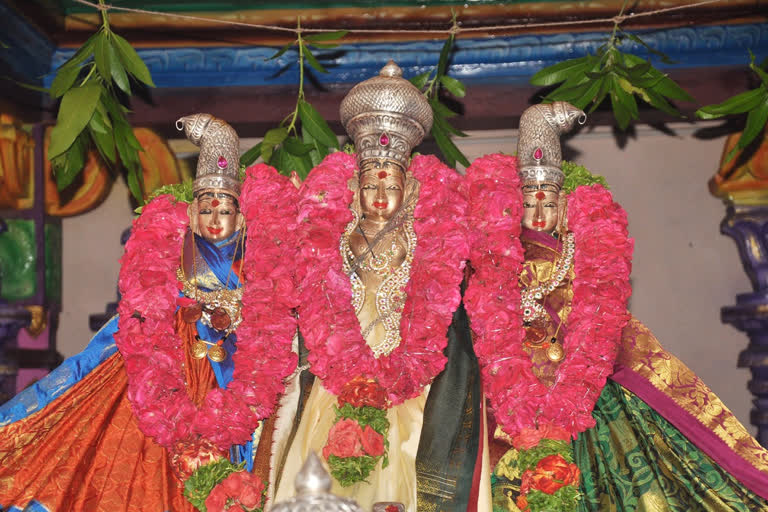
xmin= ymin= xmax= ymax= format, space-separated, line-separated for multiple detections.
xmin=0 ymin=114 xmax=298 ymax=511
xmin=272 ymin=61 xmax=486 ymax=511
xmin=464 ymin=103 xmax=768 ymax=511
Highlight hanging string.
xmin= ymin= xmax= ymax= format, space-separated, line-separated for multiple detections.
xmin=72 ymin=0 xmax=728 ymax=37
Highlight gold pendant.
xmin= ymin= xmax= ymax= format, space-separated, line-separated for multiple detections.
xmin=191 ymin=339 xmax=208 ymax=359
xmin=546 ymin=338 xmax=565 ymax=362
xmin=208 ymin=345 xmax=227 ymax=363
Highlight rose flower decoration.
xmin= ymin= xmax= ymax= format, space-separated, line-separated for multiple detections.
xmin=322 ymin=377 xmax=391 ymax=486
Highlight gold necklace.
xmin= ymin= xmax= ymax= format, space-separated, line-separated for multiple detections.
xmin=179 ymin=227 xmax=246 ymax=363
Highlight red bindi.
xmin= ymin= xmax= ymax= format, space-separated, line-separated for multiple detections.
xmin=211 ymin=199 xmax=220 ymax=207
xmin=535 ymin=191 xmax=546 ymax=200
xmin=378 ymin=171 xmax=388 ymax=179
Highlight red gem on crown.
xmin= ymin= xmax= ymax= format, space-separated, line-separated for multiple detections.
xmin=217 ymin=156 xmax=228 ymax=169
xmin=533 ymin=147 xmax=543 ymax=160
xmin=379 ymin=133 xmax=390 ymax=146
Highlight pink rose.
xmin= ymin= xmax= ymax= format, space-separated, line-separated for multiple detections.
xmin=322 ymin=418 xmax=364 ymax=459
xmin=360 ymin=425 xmax=385 ymax=456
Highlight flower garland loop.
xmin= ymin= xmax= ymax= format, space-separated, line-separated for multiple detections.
xmin=116 ymin=164 xmax=299 ymax=450
xmin=295 ymin=152 xmax=469 ymax=405
xmin=464 ymin=154 xmax=633 ymax=440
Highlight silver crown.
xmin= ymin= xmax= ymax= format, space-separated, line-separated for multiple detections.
xmin=176 ymin=113 xmax=241 ymax=197
xmin=271 ymin=453 xmax=364 ymax=512
xmin=517 ymin=102 xmax=586 ymax=187
xmin=340 ymin=60 xmax=433 ymax=171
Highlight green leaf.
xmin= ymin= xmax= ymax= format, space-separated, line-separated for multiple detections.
xmin=530 ymin=56 xmax=592 ymax=86
xmin=651 ymin=76 xmax=695 ymax=102
xmin=436 ymin=34 xmax=454 ymax=78
xmin=267 ymin=42 xmax=294 ymax=61
xmin=126 ymin=168 xmax=144 ymax=205
xmin=749 ymin=50 xmax=768 ymax=85
xmin=298 ymin=99 xmax=338 ymax=148
xmin=112 ymin=120 xmax=133 ymax=166
xmin=111 ymin=33 xmax=155 ymax=87
xmin=623 ymin=32 xmax=676 ymax=64
xmin=545 ymin=81 xmax=593 ymax=104
xmin=695 ymin=88 xmax=766 ymax=119
xmin=439 ymin=75 xmax=466 ymax=98
xmin=737 ymin=98 xmax=768 ymax=151
xmin=431 ymin=122 xmax=469 ymax=168
xmin=588 ymin=76 xmax=613 ymax=113
xmin=263 ymin=126 xmax=289 ymax=148
xmin=431 ymin=98 xmax=459 ymax=118
xmin=94 ymin=33 xmax=112 ymax=82
xmin=273 ymin=146 xmax=313 ymax=179
xmin=56 ymin=32 xmax=98 ymax=72
xmin=89 ymin=123 xmax=117 ymax=164
xmin=50 ymin=64 xmax=83 ymax=98
xmin=644 ymin=88 xmax=682 ymax=117
xmin=107 ymin=42 xmax=131 ymax=94
xmin=303 ymin=46 xmax=328 ymax=74
xmin=409 ymin=70 xmax=432 ymax=91
xmin=49 ymin=82 xmax=102 ymax=159
xmin=284 ymin=136 xmax=314 ymax=155
xmin=240 ymin=141 xmax=263 ymax=167
xmin=302 ymin=125 xmax=328 ymax=167
xmin=614 ymin=77 xmax=638 ymax=118
xmin=261 ymin=127 xmax=288 ymax=163
xmin=627 ymin=60 xmax=651 ymax=80
xmin=610 ymin=87 xmax=633 ymax=130
xmin=52 ymin=133 xmax=87 ymax=190
xmin=307 ymin=42 xmax=340 ymax=49
xmin=304 ymin=30 xmax=348 ymax=42
xmin=569 ymin=77 xmax=605 ymax=111
xmin=433 ymin=111 xmax=467 ymax=137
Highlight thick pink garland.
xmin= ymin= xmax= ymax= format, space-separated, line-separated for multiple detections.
xmin=295 ymin=152 xmax=469 ymax=405
xmin=464 ymin=154 xmax=633 ymax=439
xmin=116 ymin=164 xmax=299 ymax=450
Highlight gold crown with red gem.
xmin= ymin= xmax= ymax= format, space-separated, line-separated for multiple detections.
xmin=517 ymin=102 xmax=586 ymax=188
xmin=340 ymin=60 xmax=433 ymax=171
xmin=176 ymin=113 xmax=241 ymax=197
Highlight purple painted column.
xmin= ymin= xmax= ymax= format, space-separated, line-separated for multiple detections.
xmin=720 ymin=204 xmax=768 ymax=447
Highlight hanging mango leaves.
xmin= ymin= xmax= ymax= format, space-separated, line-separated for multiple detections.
xmin=409 ymin=23 xmax=470 ymax=168
xmin=696 ymin=52 xmax=768 ymax=163
xmin=239 ymin=23 xmax=347 ymax=179
xmin=530 ymin=28 xmax=694 ymax=130
xmin=48 ymin=3 xmax=154 ymax=204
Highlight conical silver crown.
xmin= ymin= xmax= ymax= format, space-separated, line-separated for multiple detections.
xmin=176 ymin=113 xmax=241 ymax=197
xmin=517 ymin=102 xmax=586 ymax=187
xmin=340 ymin=60 xmax=433 ymax=170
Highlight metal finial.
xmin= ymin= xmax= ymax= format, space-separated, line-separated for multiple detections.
xmin=295 ymin=452 xmax=332 ymax=495
xmin=270 ymin=453 xmax=365 ymax=512
xmin=380 ymin=60 xmax=403 ymax=78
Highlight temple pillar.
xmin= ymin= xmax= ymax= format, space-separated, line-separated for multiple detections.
xmin=712 ymin=131 xmax=768 ymax=447
xmin=720 ymin=204 xmax=768 ymax=447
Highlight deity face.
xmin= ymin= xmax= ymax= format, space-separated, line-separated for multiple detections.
xmin=192 ymin=189 xmax=242 ymax=243
xmin=522 ymin=182 xmax=561 ymax=232
xmin=358 ymin=159 xmax=405 ymax=222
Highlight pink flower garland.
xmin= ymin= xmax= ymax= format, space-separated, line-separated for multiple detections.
xmin=116 ymin=164 xmax=299 ymax=450
xmin=464 ymin=154 xmax=634 ymax=439
xmin=295 ymin=152 xmax=469 ymax=405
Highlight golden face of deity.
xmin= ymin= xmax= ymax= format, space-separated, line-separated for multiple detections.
xmin=522 ymin=182 xmax=561 ymax=232
xmin=359 ymin=159 xmax=405 ymax=222
xmin=191 ymin=190 xmax=243 ymax=243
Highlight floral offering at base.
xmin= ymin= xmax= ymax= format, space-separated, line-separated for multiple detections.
xmin=323 ymin=378 xmax=391 ymax=486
